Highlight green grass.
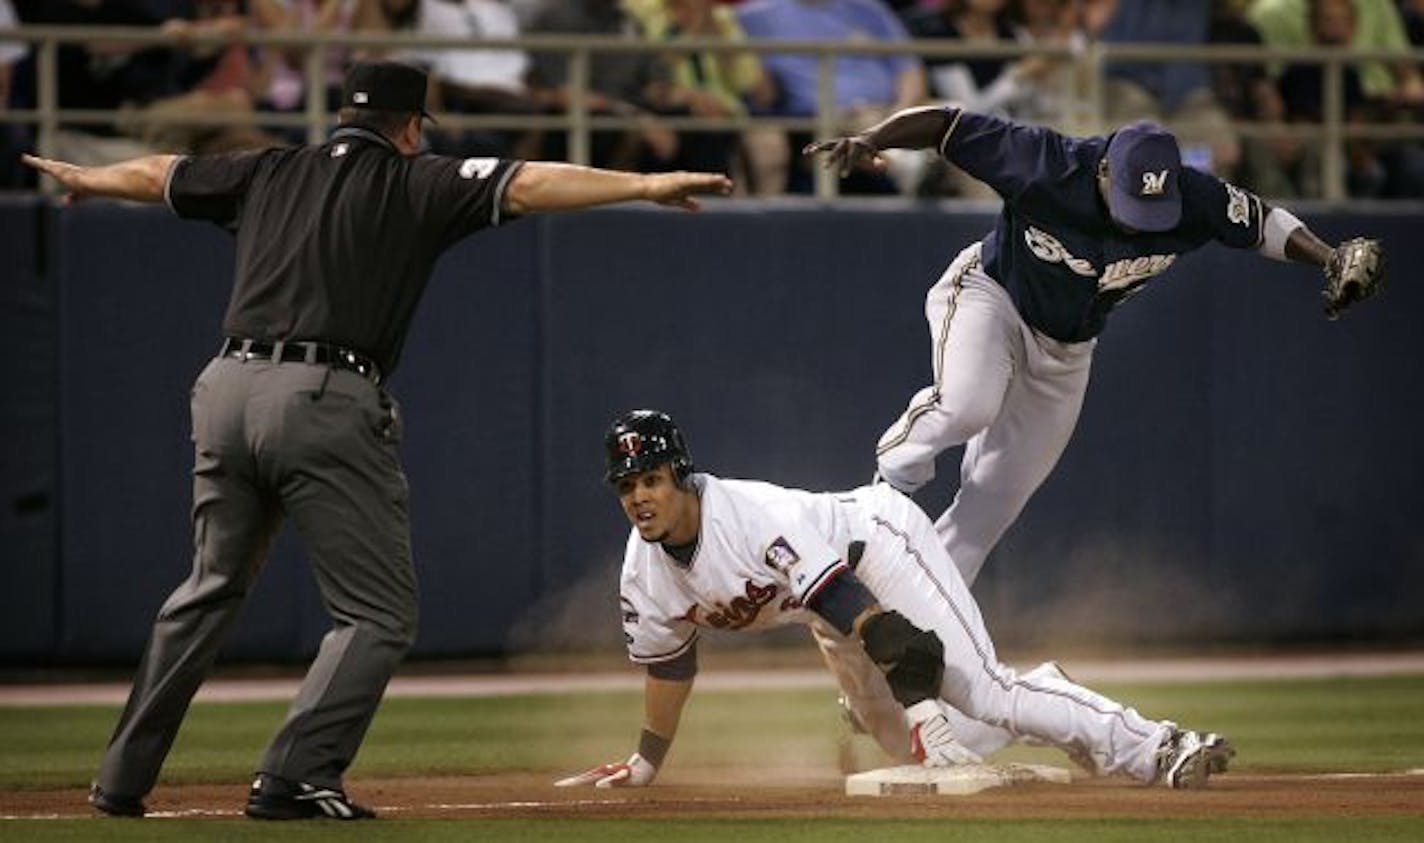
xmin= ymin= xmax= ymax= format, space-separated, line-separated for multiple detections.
xmin=4 ymin=818 xmax=1424 ymax=843
xmin=5 ymin=675 xmax=1420 ymax=788
xmin=2 ymin=674 xmax=1423 ymax=839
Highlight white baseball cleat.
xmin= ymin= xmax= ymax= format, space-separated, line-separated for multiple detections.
xmin=1155 ymin=729 xmax=1235 ymax=789
xmin=905 ymin=699 xmax=983 ymax=767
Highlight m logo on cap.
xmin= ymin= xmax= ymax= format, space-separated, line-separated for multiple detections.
xmin=1141 ymin=170 xmax=1168 ymax=196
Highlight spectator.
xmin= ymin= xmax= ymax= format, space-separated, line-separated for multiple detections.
xmin=1277 ymin=0 xmax=1424 ymax=196
xmin=0 ymin=0 xmax=21 ymax=107
xmin=255 ymin=0 xmax=390 ymax=128
xmin=1088 ymin=0 xmax=1241 ymax=178
xmin=14 ymin=1 xmax=281 ymax=162
xmin=1403 ymin=0 xmax=1424 ymax=46
xmin=13 ymin=0 xmax=168 ymax=156
xmin=386 ymin=0 xmax=544 ymax=158
xmin=739 ymin=0 xmax=925 ymax=117
xmin=902 ymin=0 xmax=1086 ymax=196
xmin=118 ymin=1 xmax=287 ymax=155
xmin=1 ymin=0 xmax=29 ymax=186
xmin=901 ymin=0 xmax=1021 ymax=196
xmin=1006 ymin=0 xmax=1089 ymax=126
xmin=1402 ymin=0 xmax=1424 ymax=101
xmin=737 ymin=0 xmax=927 ymax=193
xmin=505 ymin=0 xmax=541 ymax=27
xmin=1209 ymin=0 xmax=1303 ymax=196
xmin=626 ymin=0 xmax=779 ymax=188
xmin=523 ymin=0 xmax=676 ymax=170
xmin=1251 ymin=0 xmax=1424 ymax=104
xmin=906 ymin=0 xmax=1020 ymax=112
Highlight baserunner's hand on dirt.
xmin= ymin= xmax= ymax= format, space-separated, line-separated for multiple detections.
xmin=553 ymin=753 xmax=657 ymax=788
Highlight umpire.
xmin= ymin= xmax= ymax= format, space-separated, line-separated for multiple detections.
xmin=24 ymin=61 xmax=730 ymax=821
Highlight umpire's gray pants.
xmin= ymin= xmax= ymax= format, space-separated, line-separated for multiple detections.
xmin=95 ymin=355 xmax=418 ymax=796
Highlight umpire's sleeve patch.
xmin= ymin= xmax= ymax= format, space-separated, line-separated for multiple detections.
xmin=459 ymin=157 xmax=499 ymax=180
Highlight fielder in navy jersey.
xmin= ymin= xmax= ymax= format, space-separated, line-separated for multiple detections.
xmin=806 ymin=107 xmax=1382 ymax=587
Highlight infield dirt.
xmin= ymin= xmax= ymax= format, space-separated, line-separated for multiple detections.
xmin=4 ymin=770 xmax=1423 ymax=821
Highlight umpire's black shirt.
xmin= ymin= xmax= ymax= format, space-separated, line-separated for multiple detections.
xmin=164 ymin=126 xmax=523 ymax=374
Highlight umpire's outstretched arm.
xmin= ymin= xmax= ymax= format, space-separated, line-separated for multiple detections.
xmin=22 ymin=153 xmax=179 ymax=205
xmin=503 ymin=162 xmax=731 ymax=215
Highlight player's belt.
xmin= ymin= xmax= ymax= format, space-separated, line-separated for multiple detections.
xmin=219 ymin=337 xmax=382 ymax=385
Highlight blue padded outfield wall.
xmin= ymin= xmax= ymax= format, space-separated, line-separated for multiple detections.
xmin=1 ymin=197 xmax=1420 ymax=664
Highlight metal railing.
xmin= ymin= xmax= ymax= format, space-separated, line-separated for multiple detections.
xmin=2 ymin=26 xmax=1422 ymax=199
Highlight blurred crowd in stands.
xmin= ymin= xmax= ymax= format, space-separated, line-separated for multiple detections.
xmin=3 ymin=0 xmax=1424 ymax=198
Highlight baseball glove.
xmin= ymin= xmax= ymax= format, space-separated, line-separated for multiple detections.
xmin=1323 ymin=237 xmax=1384 ymax=319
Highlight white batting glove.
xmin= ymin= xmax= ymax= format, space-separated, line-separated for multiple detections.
xmin=905 ymin=700 xmax=982 ymax=767
xmin=553 ymin=752 xmax=658 ymax=788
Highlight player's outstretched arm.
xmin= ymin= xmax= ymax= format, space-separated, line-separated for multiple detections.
xmin=503 ymin=162 xmax=732 ymax=215
xmin=803 ymin=106 xmax=955 ymax=177
xmin=22 ymin=153 xmax=180 ymax=205
xmin=1259 ymin=206 xmax=1385 ymax=318
xmin=554 ymin=673 xmax=694 ymax=788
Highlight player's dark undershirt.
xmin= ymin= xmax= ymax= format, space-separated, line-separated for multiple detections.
xmin=662 ymin=537 xmax=698 ymax=567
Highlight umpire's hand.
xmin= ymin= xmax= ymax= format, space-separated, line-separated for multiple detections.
xmin=641 ymin=171 xmax=734 ymax=211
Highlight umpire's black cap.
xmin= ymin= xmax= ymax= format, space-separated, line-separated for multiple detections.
xmin=342 ymin=61 xmax=435 ymax=121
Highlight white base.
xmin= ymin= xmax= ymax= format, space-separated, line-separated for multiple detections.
xmin=845 ymin=763 xmax=1073 ymax=796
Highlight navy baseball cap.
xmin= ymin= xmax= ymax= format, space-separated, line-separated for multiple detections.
xmin=1105 ymin=121 xmax=1182 ymax=232
xmin=342 ymin=61 xmax=435 ymax=121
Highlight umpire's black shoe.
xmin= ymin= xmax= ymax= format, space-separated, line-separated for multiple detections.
xmin=244 ymin=773 xmax=377 ymax=820
xmin=89 ymin=783 xmax=145 ymax=817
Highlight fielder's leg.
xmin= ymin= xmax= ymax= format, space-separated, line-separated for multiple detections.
xmin=875 ymin=244 xmax=1018 ymax=494
xmin=936 ymin=328 xmax=1094 ymax=585
xmin=95 ymin=359 xmax=283 ymax=803
xmin=256 ymin=367 xmax=418 ymax=791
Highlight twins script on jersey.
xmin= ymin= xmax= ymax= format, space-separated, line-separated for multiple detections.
xmin=618 ymin=474 xmax=854 ymax=664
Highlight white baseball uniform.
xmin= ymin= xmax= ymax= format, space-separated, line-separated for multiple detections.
xmin=876 ymin=241 xmax=1094 ymax=586
xmin=618 ymin=473 xmax=1173 ymax=781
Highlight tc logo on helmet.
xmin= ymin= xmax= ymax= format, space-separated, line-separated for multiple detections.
xmin=617 ymin=432 xmax=643 ymax=455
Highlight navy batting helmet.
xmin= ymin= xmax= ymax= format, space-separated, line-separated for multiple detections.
xmin=604 ymin=409 xmax=694 ymax=483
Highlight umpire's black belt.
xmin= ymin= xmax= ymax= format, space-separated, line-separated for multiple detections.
xmin=220 ymin=337 xmax=382 ymax=385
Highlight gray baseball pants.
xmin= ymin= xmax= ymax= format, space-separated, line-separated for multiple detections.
xmin=95 ymin=354 xmax=418 ymax=796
